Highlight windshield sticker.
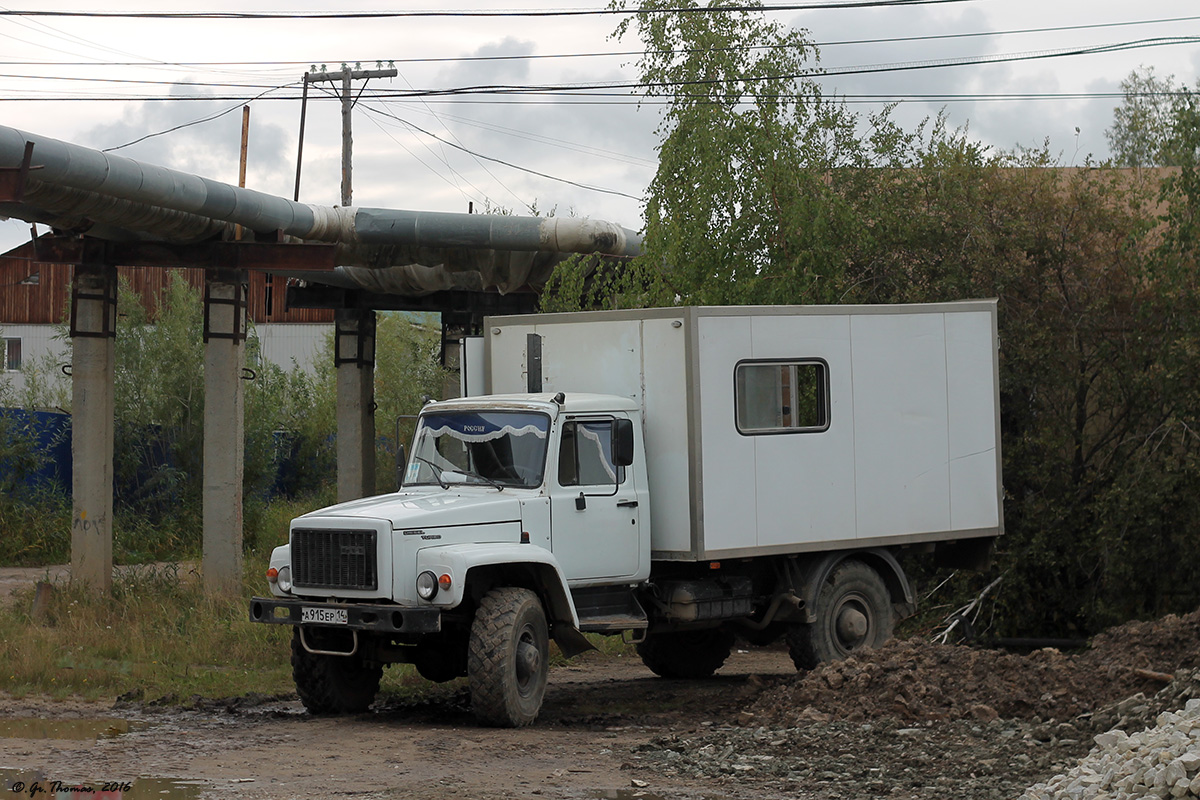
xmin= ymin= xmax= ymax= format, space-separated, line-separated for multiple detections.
xmin=420 ymin=412 xmax=549 ymax=443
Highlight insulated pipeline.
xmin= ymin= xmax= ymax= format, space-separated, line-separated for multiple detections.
xmin=0 ymin=125 xmax=642 ymax=258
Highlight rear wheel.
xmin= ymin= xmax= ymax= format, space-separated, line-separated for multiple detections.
xmin=637 ymin=628 xmax=735 ymax=679
xmin=468 ymin=587 xmax=549 ymax=727
xmin=290 ymin=629 xmax=382 ymax=714
xmin=787 ymin=560 xmax=894 ymax=670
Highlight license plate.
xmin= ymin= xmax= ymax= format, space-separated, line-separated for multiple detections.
xmin=301 ymin=606 xmax=348 ymax=625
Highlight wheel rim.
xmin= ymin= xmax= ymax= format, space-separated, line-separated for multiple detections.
xmin=832 ymin=592 xmax=874 ymax=656
xmin=515 ymin=624 xmax=542 ymax=697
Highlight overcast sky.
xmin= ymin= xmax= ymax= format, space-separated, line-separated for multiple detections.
xmin=2 ymin=0 xmax=1198 ymax=255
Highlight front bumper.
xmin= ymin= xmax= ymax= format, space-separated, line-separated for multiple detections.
xmin=248 ymin=597 xmax=442 ymax=634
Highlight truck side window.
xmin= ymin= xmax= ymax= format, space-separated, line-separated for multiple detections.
xmin=735 ymin=360 xmax=829 ymax=434
xmin=558 ymin=420 xmax=625 ymax=486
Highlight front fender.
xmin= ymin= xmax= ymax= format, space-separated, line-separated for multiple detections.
xmin=266 ymin=543 xmax=291 ymax=598
xmin=416 ymin=543 xmax=579 ymax=628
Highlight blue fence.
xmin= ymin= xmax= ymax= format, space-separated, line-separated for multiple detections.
xmin=0 ymin=408 xmax=72 ymax=496
xmin=1 ymin=408 xmax=321 ymax=504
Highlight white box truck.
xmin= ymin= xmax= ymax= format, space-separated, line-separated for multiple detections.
xmin=250 ymin=302 xmax=1003 ymax=727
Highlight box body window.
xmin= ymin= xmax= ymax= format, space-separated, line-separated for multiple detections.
xmin=735 ymin=360 xmax=829 ymax=434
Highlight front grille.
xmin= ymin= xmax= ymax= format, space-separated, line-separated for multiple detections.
xmin=292 ymin=528 xmax=378 ymax=591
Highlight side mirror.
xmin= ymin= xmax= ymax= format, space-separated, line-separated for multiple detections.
xmin=612 ymin=418 xmax=635 ymax=467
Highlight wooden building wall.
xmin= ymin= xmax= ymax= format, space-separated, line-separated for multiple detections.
xmin=0 ymin=243 xmax=333 ymax=325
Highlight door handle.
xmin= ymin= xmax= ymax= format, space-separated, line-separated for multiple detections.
xmin=616 ymin=499 xmax=639 ymax=508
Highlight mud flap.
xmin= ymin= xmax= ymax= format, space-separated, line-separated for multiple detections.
xmin=551 ymin=623 xmax=596 ymax=659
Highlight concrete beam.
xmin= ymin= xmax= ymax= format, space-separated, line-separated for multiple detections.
xmin=202 ymin=270 xmax=247 ymax=594
xmin=69 ymin=264 xmax=117 ymax=592
xmin=335 ymin=308 xmax=376 ymax=502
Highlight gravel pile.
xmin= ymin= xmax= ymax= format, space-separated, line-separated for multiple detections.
xmin=622 ymin=614 xmax=1200 ymax=800
xmin=625 ymin=716 xmax=1085 ymax=800
xmin=1085 ymin=671 xmax=1200 ymax=737
xmin=1019 ymin=696 xmax=1200 ymax=800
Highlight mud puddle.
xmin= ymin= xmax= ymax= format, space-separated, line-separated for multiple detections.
xmin=0 ymin=719 xmax=153 ymax=741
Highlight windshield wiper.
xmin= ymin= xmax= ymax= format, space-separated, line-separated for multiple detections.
xmin=456 ymin=468 xmax=505 ymax=492
xmin=412 ymin=455 xmax=449 ymax=489
xmin=411 ymin=456 xmax=503 ymax=492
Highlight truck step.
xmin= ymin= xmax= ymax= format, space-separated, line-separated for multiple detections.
xmin=578 ymin=613 xmax=649 ymax=633
xmin=571 ymin=585 xmax=649 ymax=634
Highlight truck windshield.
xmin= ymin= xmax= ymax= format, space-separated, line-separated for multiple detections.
xmin=404 ymin=410 xmax=551 ymax=489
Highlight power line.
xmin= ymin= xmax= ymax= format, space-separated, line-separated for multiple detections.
xmin=384 ymin=101 xmax=656 ymax=167
xmin=101 ymin=83 xmax=299 ymax=152
xmin=3 ymin=11 xmax=1188 ymax=66
xmin=2 ymin=89 xmax=1193 ymax=105
xmin=3 ymin=31 xmax=1197 ymax=110
xmin=5 ymin=9 xmax=1198 ymax=67
xmin=362 ymin=106 xmax=505 ymax=212
xmin=309 ymin=76 xmax=529 ymax=212
xmin=4 ymin=35 xmax=1197 ymax=100
xmin=817 ymin=36 xmax=1200 ymax=81
xmin=361 ymin=104 xmax=642 ymax=200
xmin=379 ymin=68 xmax=535 ymax=212
xmin=0 ymin=1 xmax=983 ymax=20
xmin=0 ymin=72 xmax=294 ymax=90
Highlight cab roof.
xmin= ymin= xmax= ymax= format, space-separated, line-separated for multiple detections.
xmin=426 ymin=392 xmax=638 ymax=416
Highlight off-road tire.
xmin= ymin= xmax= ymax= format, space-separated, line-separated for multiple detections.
xmin=290 ymin=629 xmax=382 ymax=714
xmin=786 ymin=560 xmax=894 ymax=670
xmin=467 ymin=587 xmax=549 ymax=727
xmin=637 ymin=628 xmax=736 ymax=679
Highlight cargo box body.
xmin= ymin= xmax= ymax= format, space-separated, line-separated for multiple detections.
xmin=482 ymin=302 xmax=1002 ymax=562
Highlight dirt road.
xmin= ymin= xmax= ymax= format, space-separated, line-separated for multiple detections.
xmin=2 ymin=609 xmax=1198 ymax=800
xmin=0 ymin=648 xmax=791 ymax=800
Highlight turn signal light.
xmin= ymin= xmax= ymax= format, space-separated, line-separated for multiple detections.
xmin=438 ymin=573 xmax=453 ymax=591
xmin=266 ymin=567 xmax=279 ymax=582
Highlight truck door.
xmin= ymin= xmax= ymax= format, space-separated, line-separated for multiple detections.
xmin=550 ymin=418 xmax=641 ymax=582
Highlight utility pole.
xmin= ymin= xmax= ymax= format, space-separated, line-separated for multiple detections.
xmin=302 ymin=62 xmax=397 ymax=206
xmin=300 ymin=62 xmax=396 ymax=504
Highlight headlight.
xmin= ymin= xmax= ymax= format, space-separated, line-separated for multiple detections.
xmin=277 ymin=566 xmax=293 ymax=593
xmin=416 ymin=570 xmax=439 ymax=600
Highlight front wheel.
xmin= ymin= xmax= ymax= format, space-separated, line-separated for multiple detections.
xmin=468 ymin=587 xmax=549 ymax=727
xmin=290 ymin=629 xmax=382 ymax=714
xmin=637 ymin=628 xmax=735 ymax=679
xmin=787 ymin=560 xmax=894 ymax=670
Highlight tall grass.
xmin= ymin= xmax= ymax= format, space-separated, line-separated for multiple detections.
xmin=0 ymin=496 xmax=318 ymax=701
xmin=0 ymin=556 xmax=292 ymax=701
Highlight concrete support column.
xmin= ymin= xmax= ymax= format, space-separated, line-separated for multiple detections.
xmin=202 ymin=270 xmax=247 ymax=594
xmin=69 ymin=264 xmax=117 ymax=592
xmin=442 ymin=334 xmax=462 ymax=401
xmin=335 ymin=308 xmax=376 ymax=502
